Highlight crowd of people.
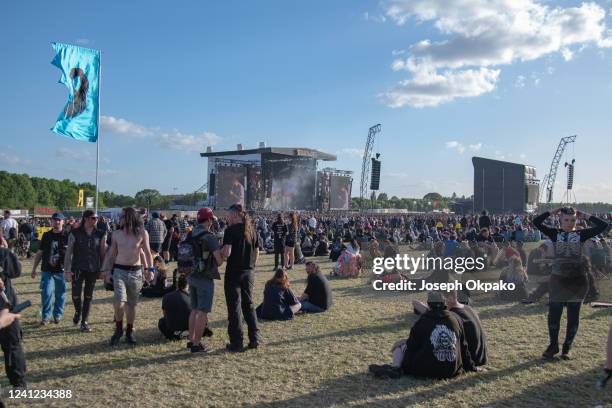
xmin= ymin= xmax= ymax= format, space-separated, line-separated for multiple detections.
xmin=0 ymin=206 xmax=610 ymax=388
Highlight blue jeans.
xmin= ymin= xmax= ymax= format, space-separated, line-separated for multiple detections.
xmin=40 ymin=271 xmax=66 ymax=320
xmin=301 ymin=300 xmax=325 ymax=313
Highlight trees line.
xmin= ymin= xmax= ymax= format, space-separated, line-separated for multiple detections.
xmin=1 ymin=171 xmax=610 ymax=213
xmin=0 ymin=171 xmax=205 ymax=211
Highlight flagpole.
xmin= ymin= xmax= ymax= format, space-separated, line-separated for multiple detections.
xmin=95 ymin=51 xmax=101 ymax=214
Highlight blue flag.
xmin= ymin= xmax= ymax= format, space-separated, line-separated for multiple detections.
xmin=51 ymin=42 xmax=100 ymax=143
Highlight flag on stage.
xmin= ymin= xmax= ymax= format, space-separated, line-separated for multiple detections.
xmin=50 ymin=42 xmax=100 ymax=143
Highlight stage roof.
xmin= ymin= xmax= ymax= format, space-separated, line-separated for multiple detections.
xmin=200 ymin=147 xmax=337 ymax=161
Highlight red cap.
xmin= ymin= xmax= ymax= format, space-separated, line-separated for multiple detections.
xmin=197 ymin=207 xmax=214 ymax=223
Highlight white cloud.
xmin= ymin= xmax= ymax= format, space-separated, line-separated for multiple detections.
xmin=445 ymin=140 xmax=466 ymax=154
xmin=383 ymin=0 xmax=612 ymax=107
xmin=75 ymin=38 xmax=90 ymax=45
xmin=383 ymin=67 xmax=499 ymax=108
xmin=520 ymin=153 xmax=527 ymax=159
xmin=363 ymin=11 xmax=387 ymax=23
xmin=156 ymin=130 xmax=221 ymax=153
xmin=100 ymin=115 xmax=153 ymax=138
xmin=100 ymin=115 xmax=222 ymax=154
xmin=547 ymin=66 xmax=555 ymax=75
xmin=469 ymin=143 xmax=482 ymax=152
xmin=338 ymin=148 xmax=364 ymax=159
xmin=561 ymin=47 xmax=574 ymax=61
xmin=392 ymin=49 xmax=406 ymax=56
xmin=515 ymin=75 xmax=526 ymax=88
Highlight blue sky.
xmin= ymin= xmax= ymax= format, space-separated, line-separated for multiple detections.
xmin=1 ymin=0 xmax=611 ymax=201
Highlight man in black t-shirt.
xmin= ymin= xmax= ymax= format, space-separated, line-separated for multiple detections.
xmin=159 ymin=274 xmax=191 ymax=340
xmin=271 ymin=213 xmax=287 ymax=270
xmin=31 ymin=213 xmax=68 ymax=325
xmin=300 ymin=261 xmax=332 ymax=313
xmin=222 ymin=204 xmax=260 ymax=352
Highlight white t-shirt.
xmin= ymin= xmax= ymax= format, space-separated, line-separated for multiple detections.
xmin=1 ymin=218 xmax=18 ymax=239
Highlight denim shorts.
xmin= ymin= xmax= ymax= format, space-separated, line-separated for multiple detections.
xmin=188 ymin=276 xmax=214 ymax=313
xmin=113 ymin=267 xmax=143 ymax=306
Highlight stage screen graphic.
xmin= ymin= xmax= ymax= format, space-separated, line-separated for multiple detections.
xmin=264 ymin=160 xmax=316 ymax=210
xmin=217 ymin=166 xmax=247 ymax=208
xmin=330 ymin=175 xmax=351 ymax=209
xmin=247 ymin=166 xmax=263 ymax=210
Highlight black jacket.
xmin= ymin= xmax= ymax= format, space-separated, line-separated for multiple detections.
xmin=0 ymin=248 xmax=21 ymax=308
xmin=402 ymin=308 xmax=474 ymax=379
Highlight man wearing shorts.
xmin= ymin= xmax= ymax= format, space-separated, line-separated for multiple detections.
xmin=187 ymin=208 xmax=223 ymax=353
xmin=102 ymin=207 xmax=154 ymax=346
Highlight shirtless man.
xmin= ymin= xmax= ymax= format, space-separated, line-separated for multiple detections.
xmin=102 ymin=207 xmax=154 ymax=346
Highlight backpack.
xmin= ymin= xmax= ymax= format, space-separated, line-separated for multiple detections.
xmin=177 ymin=230 xmax=219 ymax=279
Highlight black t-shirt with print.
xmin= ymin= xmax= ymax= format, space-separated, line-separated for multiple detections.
xmin=41 ymin=230 xmax=68 ymax=273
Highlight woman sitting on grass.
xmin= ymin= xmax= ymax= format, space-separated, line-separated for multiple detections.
xmin=256 ymin=268 xmax=301 ymax=320
xmin=498 ymin=255 xmax=528 ymax=301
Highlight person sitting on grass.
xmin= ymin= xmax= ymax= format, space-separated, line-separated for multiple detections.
xmin=331 ymin=242 xmax=362 ymax=278
xmin=256 ymin=268 xmax=301 ymax=320
xmin=498 ymin=255 xmax=528 ymax=301
xmin=158 ymin=274 xmax=190 ymax=340
xmin=299 ymin=261 xmax=332 ymax=313
xmin=412 ymin=290 xmax=487 ymax=367
xmin=158 ymin=274 xmax=213 ymax=341
xmin=369 ymin=291 xmax=475 ymax=379
xmin=314 ymin=234 xmax=329 ymax=257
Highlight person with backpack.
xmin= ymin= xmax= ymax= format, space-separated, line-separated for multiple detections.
xmin=179 ymin=208 xmax=223 ymax=353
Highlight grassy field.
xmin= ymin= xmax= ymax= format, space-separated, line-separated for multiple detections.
xmin=2 ymin=244 xmax=611 ymax=407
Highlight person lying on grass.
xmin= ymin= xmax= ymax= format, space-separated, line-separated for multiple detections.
xmin=369 ymin=291 xmax=476 ymax=379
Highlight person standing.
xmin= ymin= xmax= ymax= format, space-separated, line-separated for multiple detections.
xmin=1 ymin=211 xmax=18 ymax=251
xmin=222 ymin=204 xmax=260 ymax=352
xmin=161 ymin=214 xmax=176 ymax=263
xmin=186 ymin=207 xmax=223 ymax=353
xmin=102 ymin=207 xmax=154 ymax=345
xmin=0 ymin=248 xmax=27 ymax=388
xmin=31 ymin=213 xmax=68 ymax=325
xmin=146 ymin=212 xmax=167 ymax=255
xmin=0 ymin=211 xmax=17 ymax=241
xmin=64 ymin=210 xmax=106 ymax=333
xmin=284 ymin=212 xmax=299 ymax=270
xmin=533 ymin=207 xmax=608 ymax=359
xmin=271 ymin=213 xmax=287 ymax=271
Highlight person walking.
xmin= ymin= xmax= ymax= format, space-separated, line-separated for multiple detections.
xmin=31 ymin=213 xmax=68 ymax=325
xmin=64 ymin=210 xmax=106 ymax=332
xmin=102 ymin=208 xmax=154 ymax=345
